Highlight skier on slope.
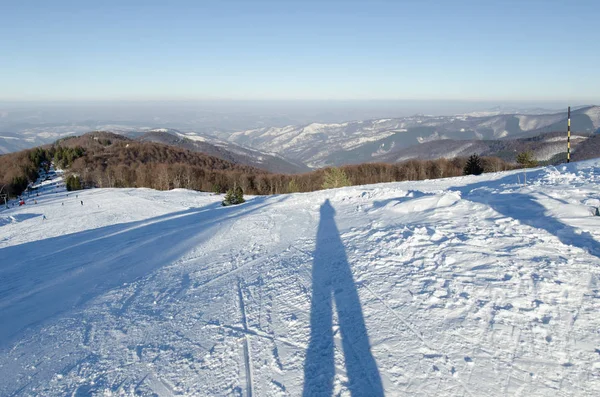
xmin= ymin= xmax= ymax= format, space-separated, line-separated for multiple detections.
xmin=81 ymin=200 xmax=83 ymax=206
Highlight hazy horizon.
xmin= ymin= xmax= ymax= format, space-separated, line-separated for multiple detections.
xmin=1 ymin=99 xmax=592 ymax=135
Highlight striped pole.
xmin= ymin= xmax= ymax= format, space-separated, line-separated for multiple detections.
xmin=567 ymin=106 xmax=571 ymax=163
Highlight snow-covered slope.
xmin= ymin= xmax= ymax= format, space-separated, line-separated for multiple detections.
xmin=583 ymin=106 xmax=600 ymax=130
xmin=2 ymin=163 xmax=600 ymax=396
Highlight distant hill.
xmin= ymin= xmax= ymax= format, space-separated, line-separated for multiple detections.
xmin=1 ymin=131 xmax=516 ymax=198
xmin=43 ymin=131 xmax=270 ymax=193
xmin=2 ymin=106 xmax=599 ymax=169
xmin=137 ymin=129 xmax=309 ymax=174
xmin=0 ymin=127 xmax=309 ymax=174
xmin=569 ymin=134 xmax=600 ymax=163
xmin=218 ymin=106 xmax=600 ymax=167
xmin=372 ymin=131 xmax=593 ymax=165
xmin=0 ymin=132 xmax=42 ymax=153
xmin=0 ymin=131 xmax=267 ymax=197
xmin=57 ymin=131 xmax=264 ymax=172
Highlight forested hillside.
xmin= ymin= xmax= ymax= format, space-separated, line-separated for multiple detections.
xmin=138 ymin=130 xmax=310 ymax=174
xmin=1 ymin=131 xmax=517 ymax=198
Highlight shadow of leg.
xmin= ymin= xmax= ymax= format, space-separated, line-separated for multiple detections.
xmin=303 ymin=199 xmax=383 ymax=396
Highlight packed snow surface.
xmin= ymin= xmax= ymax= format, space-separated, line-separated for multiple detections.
xmin=2 ymin=162 xmax=600 ymax=396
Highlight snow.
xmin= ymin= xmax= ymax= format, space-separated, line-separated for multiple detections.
xmin=517 ymin=114 xmax=564 ymax=132
xmin=583 ymin=106 xmax=600 ymax=129
xmin=302 ymin=123 xmax=330 ymax=134
xmin=543 ymin=135 xmax=587 ymax=143
xmin=2 ymin=162 xmax=600 ymax=396
xmin=341 ymin=132 xmax=399 ymax=150
xmin=176 ymin=132 xmax=207 ymax=142
xmin=477 ymin=116 xmax=513 ymax=137
xmin=416 ymin=131 xmax=445 ymax=143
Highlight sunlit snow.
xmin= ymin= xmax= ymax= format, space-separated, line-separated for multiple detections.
xmin=1 ymin=162 xmax=600 ymax=395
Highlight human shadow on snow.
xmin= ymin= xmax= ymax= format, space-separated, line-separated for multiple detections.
xmin=0 ymin=196 xmax=283 ymax=347
xmin=303 ymin=199 xmax=383 ymax=396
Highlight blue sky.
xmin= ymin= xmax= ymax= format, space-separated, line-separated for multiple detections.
xmin=1 ymin=0 xmax=598 ymax=102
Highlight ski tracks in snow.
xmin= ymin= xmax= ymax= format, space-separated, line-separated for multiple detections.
xmin=2 ymin=164 xmax=600 ymax=396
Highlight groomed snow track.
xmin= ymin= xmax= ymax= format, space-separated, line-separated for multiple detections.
xmin=1 ymin=162 xmax=600 ymax=396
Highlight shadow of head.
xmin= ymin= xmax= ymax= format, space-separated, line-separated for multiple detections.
xmin=320 ymin=198 xmax=335 ymax=216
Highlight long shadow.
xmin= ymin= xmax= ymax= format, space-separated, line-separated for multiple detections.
xmin=303 ymin=200 xmax=383 ymax=396
xmin=0 ymin=213 xmax=43 ymax=227
xmin=0 ymin=206 xmax=206 ymax=270
xmin=0 ymin=196 xmax=280 ymax=347
xmin=453 ymin=170 xmax=600 ymax=258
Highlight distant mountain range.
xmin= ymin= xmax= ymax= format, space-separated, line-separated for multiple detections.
xmin=1 ymin=105 xmax=599 ymax=170
xmin=215 ymin=106 xmax=600 ymax=167
xmin=373 ymin=131 xmax=593 ymax=164
xmin=0 ymin=131 xmax=40 ymax=154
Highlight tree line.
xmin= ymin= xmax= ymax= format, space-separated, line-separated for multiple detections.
xmin=1 ymin=131 xmax=519 ymax=198
xmin=69 ymin=154 xmax=517 ymax=194
xmin=0 ymin=144 xmax=88 ymax=197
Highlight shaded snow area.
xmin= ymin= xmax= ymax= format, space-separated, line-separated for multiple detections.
xmin=2 ymin=162 xmax=600 ymax=396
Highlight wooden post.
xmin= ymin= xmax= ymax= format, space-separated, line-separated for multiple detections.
xmin=567 ymin=106 xmax=571 ymax=163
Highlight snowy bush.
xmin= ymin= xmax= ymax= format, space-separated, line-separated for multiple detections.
xmin=222 ymin=186 xmax=245 ymax=206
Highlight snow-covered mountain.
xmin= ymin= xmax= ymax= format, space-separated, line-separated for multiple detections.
xmin=0 ymin=124 xmax=141 ymax=154
xmin=3 ymin=106 xmax=599 ymax=169
xmin=2 ymin=161 xmax=600 ymax=395
xmin=373 ymin=131 xmax=592 ymax=164
xmin=0 ymin=131 xmax=42 ymax=153
xmin=137 ymin=129 xmax=310 ymax=174
xmin=218 ymin=106 xmax=600 ymax=167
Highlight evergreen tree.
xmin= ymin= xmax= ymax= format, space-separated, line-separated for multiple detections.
xmin=463 ymin=154 xmax=484 ymax=175
xmin=222 ymin=186 xmax=245 ymax=206
xmin=222 ymin=189 xmax=235 ymax=206
xmin=66 ymin=175 xmax=83 ymax=191
xmin=234 ymin=186 xmax=245 ymax=204
xmin=516 ymin=151 xmax=538 ymax=168
xmin=287 ymin=179 xmax=299 ymax=193
xmin=10 ymin=176 xmax=29 ymax=195
xmin=212 ymin=184 xmax=222 ymax=194
xmin=322 ymin=167 xmax=351 ymax=189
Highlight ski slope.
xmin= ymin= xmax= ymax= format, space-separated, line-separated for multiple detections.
xmin=1 ymin=162 xmax=600 ymax=396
